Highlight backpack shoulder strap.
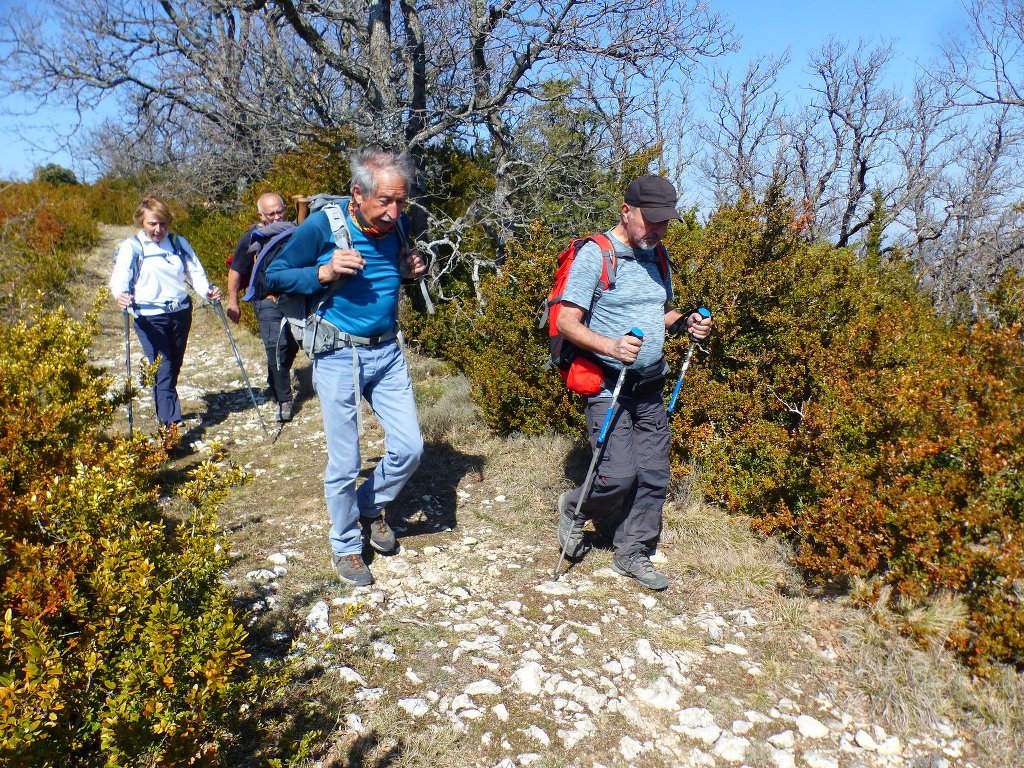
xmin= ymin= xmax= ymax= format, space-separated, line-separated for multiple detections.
xmin=589 ymin=233 xmax=617 ymax=292
xmin=654 ymin=242 xmax=674 ymax=283
xmin=126 ymin=236 xmax=144 ymax=294
xmin=313 ymin=204 xmax=354 ymax=313
xmin=394 ymin=214 xmax=410 ymax=251
xmin=167 ymin=232 xmax=192 ymax=286
xmin=322 ymin=203 xmax=352 ymax=250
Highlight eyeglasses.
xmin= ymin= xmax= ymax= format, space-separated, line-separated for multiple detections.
xmin=262 ymin=208 xmax=287 ymax=219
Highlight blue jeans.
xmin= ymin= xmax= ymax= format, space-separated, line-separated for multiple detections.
xmin=313 ymin=339 xmax=423 ymax=556
xmin=134 ymin=304 xmax=193 ymax=425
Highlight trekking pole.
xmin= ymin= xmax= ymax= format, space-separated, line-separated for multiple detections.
xmin=552 ymin=327 xmax=644 ymax=581
xmin=122 ymin=308 xmax=136 ymax=436
xmin=667 ymin=308 xmax=711 ymax=414
xmin=211 ymin=299 xmax=271 ymax=438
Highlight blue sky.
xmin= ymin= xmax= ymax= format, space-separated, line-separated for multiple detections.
xmin=713 ymin=0 xmax=965 ymax=92
xmin=0 ymin=0 xmax=969 ymax=181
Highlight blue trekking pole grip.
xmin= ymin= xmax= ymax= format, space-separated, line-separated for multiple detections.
xmin=597 ymin=327 xmax=644 ymax=444
xmin=668 ymin=308 xmax=711 ymax=414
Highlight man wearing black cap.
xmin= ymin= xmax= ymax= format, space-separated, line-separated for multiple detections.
xmin=555 ymin=175 xmax=712 ymax=590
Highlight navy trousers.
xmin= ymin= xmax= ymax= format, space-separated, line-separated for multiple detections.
xmin=134 ymin=304 xmax=193 ymax=425
xmin=253 ymin=298 xmax=299 ymax=403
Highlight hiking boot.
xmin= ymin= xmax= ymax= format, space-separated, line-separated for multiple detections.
xmin=361 ymin=514 xmax=397 ymax=553
xmin=556 ymin=491 xmax=588 ymax=559
xmin=332 ymin=553 xmax=374 ymax=586
xmin=612 ymin=551 xmax=669 ymax=591
xmin=277 ymin=400 xmax=293 ymax=422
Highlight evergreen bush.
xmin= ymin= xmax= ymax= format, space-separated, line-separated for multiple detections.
xmin=0 ymin=182 xmax=98 ymax=318
xmin=0 ymin=306 xmax=251 ymax=765
xmin=670 ymin=190 xmax=1024 ymax=669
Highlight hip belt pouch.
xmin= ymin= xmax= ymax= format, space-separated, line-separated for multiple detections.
xmin=562 ymin=355 xmax=605 ymax=396
xmin=623 ymin=358 xmax=669 ymax=395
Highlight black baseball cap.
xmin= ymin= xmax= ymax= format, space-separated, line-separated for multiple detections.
xmin=624 ymin=175 xmax=682 ymax=223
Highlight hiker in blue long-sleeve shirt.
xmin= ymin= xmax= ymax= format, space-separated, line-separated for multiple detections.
xmin=264 ymin=147 xmax=426 ymax=587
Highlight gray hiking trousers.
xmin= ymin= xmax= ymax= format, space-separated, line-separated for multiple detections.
xmin=563 ymin=387 xmax=670 ymax=556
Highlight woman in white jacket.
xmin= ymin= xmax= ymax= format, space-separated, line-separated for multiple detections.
xmin=109 ymin=195 xmax=221 ymax=430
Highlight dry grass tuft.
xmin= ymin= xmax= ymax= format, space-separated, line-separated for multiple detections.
xmin=840 ymin=615 xmax=974 ymax=732
xmin=413 ymin=367 xmax=482 ymax=443
xmin=896 ymin=591 xmax=970 ymax=651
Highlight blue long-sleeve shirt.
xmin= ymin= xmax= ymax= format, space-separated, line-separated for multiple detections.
xmin=264 ymin=200 xmax=406 ymax=337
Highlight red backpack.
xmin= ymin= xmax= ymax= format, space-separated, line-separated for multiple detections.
xmin=540 ymin=234 xmax=669 ymax=396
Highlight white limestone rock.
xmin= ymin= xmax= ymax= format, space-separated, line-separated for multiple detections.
xmin=634 ymin=676 xmax=681 ymax=710
xmin=854 ymin=729 xmax=877 ymax=750
xmin=337 ymin=667 xmax=366 ymax=686
xmin=512 ymin=662 xmax=544 ymax=695
xmin=522 ymin=725 xmax=549 ymax=746
xmin=796 ymin=714 xmax=830 ymax=739
xmin=768 ymin=730 xmax=796 ymax=749
xmin=466 ymin=679 xmax=502 ymax=696
xmin=877 ymin=736 xmax=903 ymax=756
xmin=802 ymin=751 xmax=839 ymax=768
xmin=619 ymin=736 xmax=645 ymax=760
xmin=398 ymin=697 xmax=429 ymax=717
xmin=711 ymin=733 xmax=750 ymax=762
xmin=676 ymin=707 xmax=722 ymax=745
xmin=304 ymin=600 xmax=330 ymax=635
xmin=769 ymin=747 xmax=797 ymax=768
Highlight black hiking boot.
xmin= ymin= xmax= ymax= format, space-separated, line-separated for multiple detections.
xmin=612 ymin=551 xmax=669 ymax=591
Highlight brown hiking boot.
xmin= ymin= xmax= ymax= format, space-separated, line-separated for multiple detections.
xmin=361 ymin=514 xmax=397 ymax=553
xmin=332 ymin=553 xmax=374 ymax=586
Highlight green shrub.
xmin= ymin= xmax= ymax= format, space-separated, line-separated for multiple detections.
xmin=0 ymin=305 xmax=251 ymax=765
xmin=670 ymin=190 xmax=1024 ymax=670
xmin=33 ymin=164 xmax=79 ymax=186
xmin=84 ymin=178 xmax=145 ymax=225
xmin=408 ymin=224 xmax=584 ymax=435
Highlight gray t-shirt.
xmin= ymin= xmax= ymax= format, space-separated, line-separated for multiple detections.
xmin=561 ymin=231 xmax=673 ymax=378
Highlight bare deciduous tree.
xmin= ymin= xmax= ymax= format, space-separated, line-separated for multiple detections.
xmin=2 ymin=0 xmax=735 ymax=306
xmin=697 ymin=51 xmax=790 ymax=207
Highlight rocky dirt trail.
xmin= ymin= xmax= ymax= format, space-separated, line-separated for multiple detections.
xmin=78 ymin=225 xmax=1011 ymax=768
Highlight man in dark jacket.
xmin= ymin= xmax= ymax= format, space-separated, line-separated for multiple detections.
xmin=225 ymin=192 xmax=299 ymax=422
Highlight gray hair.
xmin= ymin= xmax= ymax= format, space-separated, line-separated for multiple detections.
xmin=349 ymin=146 xmax=415 ymax=197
